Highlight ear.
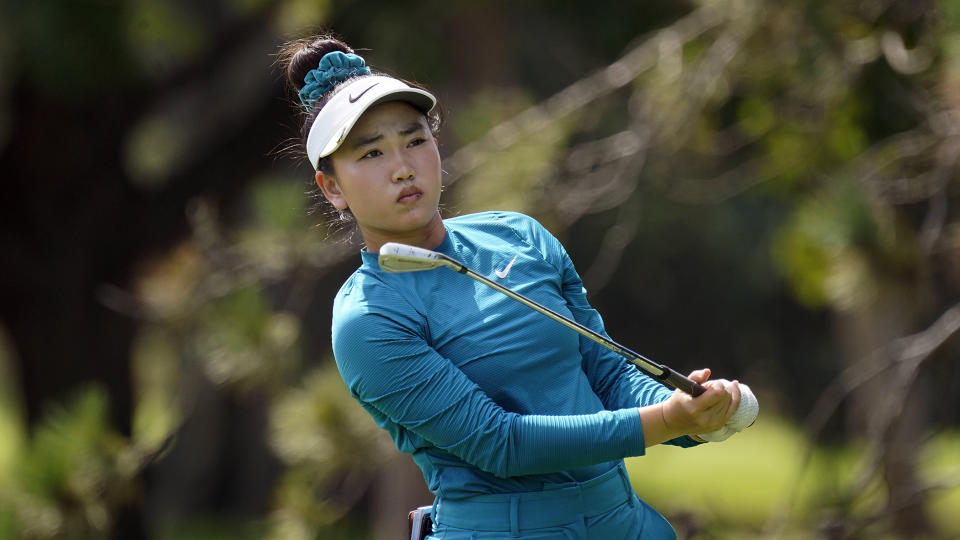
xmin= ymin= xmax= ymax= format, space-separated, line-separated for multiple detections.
xmin=315 ymin=171 xmax=349 ymax=210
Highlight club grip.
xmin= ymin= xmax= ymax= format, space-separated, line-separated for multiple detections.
xmin=661 ymin=366 xmax=706 ymax=397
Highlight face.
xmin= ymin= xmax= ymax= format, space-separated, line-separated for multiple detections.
xmin=316 ymin=101 xmax=443 ymax=250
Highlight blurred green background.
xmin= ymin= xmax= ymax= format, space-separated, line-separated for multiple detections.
xmin=1 ymin=0 xmax=959 ymax=538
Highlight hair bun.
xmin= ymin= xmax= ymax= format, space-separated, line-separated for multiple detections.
xmin=282 ymin=36 xmax=354 ymax=94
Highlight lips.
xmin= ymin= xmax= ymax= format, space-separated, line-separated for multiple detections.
xmin=397 ymin=186 xmax=422 ymax=204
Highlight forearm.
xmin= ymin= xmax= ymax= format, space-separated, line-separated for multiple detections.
xmin=638 ymin=402 xmax=688 ymax=447
xmin=365 ymin=386 xmax=649 ymax=477
xmin=488 ymin=408 xmax=648 ymax=476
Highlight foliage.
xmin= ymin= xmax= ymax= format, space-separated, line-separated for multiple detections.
xmin=449 ymin=88 xmax=580 ymax=216
xmin=773 ymin=176 xmax=921 ymax=310
xmin=0 ymin=388 xmax=140 ymax=539
xmin=267 ymin=364 xmax=395 ymax=536
xmin=1 ymin=0 xmax=960 ymax=538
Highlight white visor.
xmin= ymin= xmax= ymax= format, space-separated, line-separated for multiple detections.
xmin=305 ymin=75 xmax=436 ymax=169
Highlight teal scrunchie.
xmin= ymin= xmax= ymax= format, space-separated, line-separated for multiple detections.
xmin=298 ymin=51 xmax=372 ymax=111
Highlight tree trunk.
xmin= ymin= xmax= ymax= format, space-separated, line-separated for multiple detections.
xmin=836 ymin=282 xmax=933 ymax=536
xmin=370 ymin=453 xmax=435 ymax=540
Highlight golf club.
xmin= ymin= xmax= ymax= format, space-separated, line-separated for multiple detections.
xmin=378 ymin=242 xmax=706 ymax=397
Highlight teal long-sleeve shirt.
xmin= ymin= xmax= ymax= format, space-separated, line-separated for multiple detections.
xmin=331 ymin=211 xmax=697 ymax=500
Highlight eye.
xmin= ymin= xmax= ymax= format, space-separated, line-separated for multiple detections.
xmin=408 ymin=137 xmax=427 ymax=148
xmin=360 ymin=149 xmax=382 ymax=160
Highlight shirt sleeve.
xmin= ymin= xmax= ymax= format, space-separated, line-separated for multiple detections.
xmin=520 ymin=215 xmax=702 ymax=448
xmin=332 ymin=280 xmax=650 ymax=478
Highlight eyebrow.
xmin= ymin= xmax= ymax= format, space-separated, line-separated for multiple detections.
xmin=350 ymin=133 xmax=383 ymax=150
xmin=398 ymin=122 xmax=426 ymax=136
xmin=349 ymin=122 xmax=427 ymax=150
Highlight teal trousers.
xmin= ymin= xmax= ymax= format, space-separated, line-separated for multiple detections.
xmin=426 ymin=463 xmax=676 ymax=539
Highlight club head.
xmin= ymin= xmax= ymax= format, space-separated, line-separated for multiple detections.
xmin=378 ymin=242 xmax=450 ymax=273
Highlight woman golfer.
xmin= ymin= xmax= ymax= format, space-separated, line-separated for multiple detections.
xmin=280 ymin=35 xmax=751 ymax=539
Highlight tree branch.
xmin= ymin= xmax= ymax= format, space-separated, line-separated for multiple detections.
xmin=441 ymin=4 xmax=726 ymax=185
xmin=764 ymin=301 xmax=960 ymax=535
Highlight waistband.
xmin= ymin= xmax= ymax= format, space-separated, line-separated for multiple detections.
xmin=434 ymin=462 xmax=637 ymax=533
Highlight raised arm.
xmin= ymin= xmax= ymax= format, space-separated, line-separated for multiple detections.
xmin=332 ymin=284 xmax=650 ymax=478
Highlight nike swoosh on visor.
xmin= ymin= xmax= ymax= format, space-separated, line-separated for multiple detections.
xmin=349 ymin=83 xmax=380 ymax=103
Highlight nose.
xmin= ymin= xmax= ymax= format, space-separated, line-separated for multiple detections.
xmin=391 ymin=155 xmax=415 ymax=183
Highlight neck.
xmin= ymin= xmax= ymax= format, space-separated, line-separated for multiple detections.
xmin=361 ymin=211 xmax=446 ymax=254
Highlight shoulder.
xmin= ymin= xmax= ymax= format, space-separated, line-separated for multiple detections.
xmin=444 ymin=211 xmax=569 ymax=274
xmin=445 ymin=210 xmax=552 ymax=242
xmin=332 ymin=266 xmax=416 ymax=331
xmin=331 ymin=268 xmax=377 ymax=331
xmin=445 ymin=210 xmax=541 ymax=228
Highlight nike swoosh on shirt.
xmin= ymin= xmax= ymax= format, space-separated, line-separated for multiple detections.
xmin=495 ymin=255 xmax=518 ymax=279
xmin=348 ymin=83 xmax=379 ymax=103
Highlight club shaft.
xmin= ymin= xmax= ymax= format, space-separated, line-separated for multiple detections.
xmin=443 ymin=258 xmax=705 ymax=397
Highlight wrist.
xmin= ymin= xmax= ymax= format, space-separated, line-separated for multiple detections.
xmin=638 ymin=403 xmax=681 ymax=448
xmin=657 ymin=401 xmax=685 ymax=441
xmin=659 ymin=402 xmax=672 ymax=433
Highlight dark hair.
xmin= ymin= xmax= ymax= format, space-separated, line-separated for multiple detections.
xmin=277 ymin=34 xmax=444 ymax=176
xmin=277 ymin=34 xmax=444 ymax=232
xmin=278 ymin=35 xmax=354 ymax=176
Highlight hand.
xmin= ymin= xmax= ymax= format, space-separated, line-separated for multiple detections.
xmin=660 ymin=369 xmax=741 ymax=437
xmin=697 ymin=383 xmax=759 ymax=442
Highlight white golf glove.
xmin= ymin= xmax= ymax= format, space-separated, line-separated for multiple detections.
xmin=697 ymin=383 xmax=758 ymax=442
